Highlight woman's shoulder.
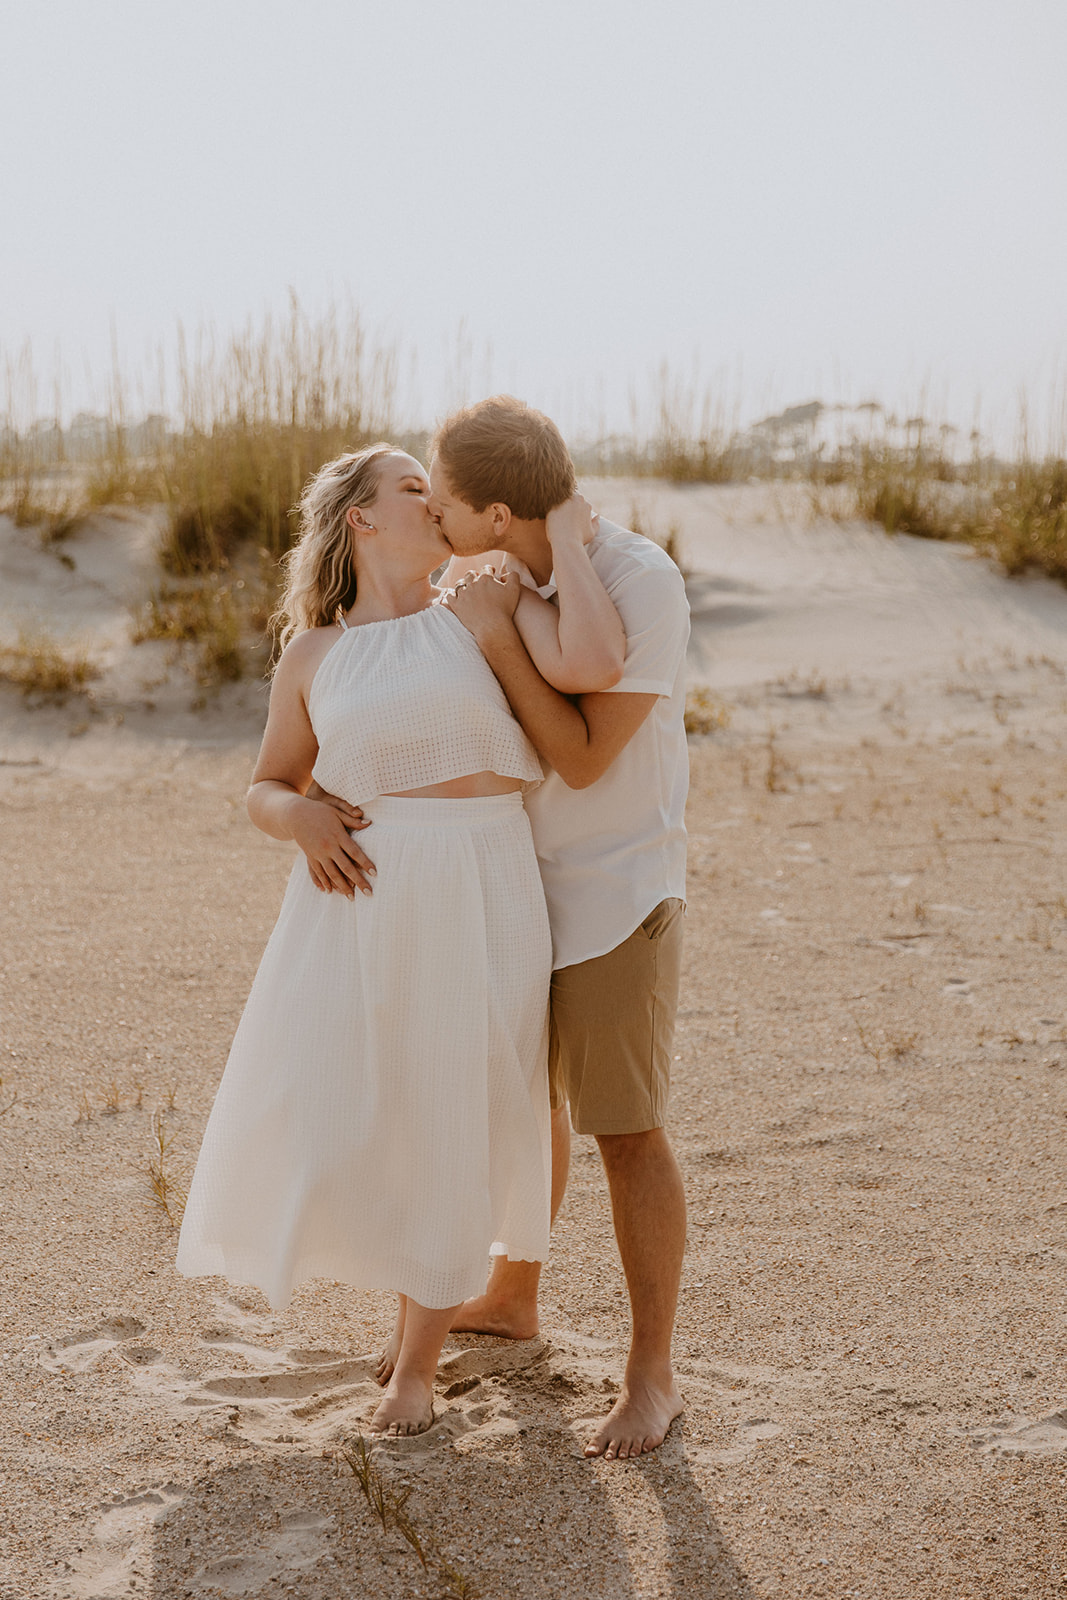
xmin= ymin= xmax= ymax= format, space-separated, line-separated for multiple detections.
xmin=275 ymin=623 xmax=344 ymax=691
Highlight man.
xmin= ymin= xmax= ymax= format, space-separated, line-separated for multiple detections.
xmin=429 ymin=396 xmax=690 ymax=1461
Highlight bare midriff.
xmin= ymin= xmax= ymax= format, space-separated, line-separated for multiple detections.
xmin=383 ymin=770 xmax=524 ymax=800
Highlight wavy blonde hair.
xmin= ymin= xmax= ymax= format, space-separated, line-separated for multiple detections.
xmin=273 ymin=443 xmax=397 ymax=652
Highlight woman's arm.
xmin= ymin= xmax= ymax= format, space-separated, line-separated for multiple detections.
xmin=246 ymin=634 xmax=376 ymax=897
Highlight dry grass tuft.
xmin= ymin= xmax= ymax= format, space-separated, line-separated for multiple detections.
xmin=0 ymin=1076 xmax=17 ymax=1116
xmin=340 ymin=1434 xmax=478 ymax=1596
xmin=157 ymin=297 xmax=400 ymax=574
xmin=854 ymin=1022 xmax=920 ymax=1067
xmin=685 ymin=686 xmax=731 ymax=735
xmin=0 ymin=629 xmax=99 ymax=699
xmin=131 ymin=565 xmax=274 ymax=687
xmin=147 ymin=1110 xmax=186 ymax=1226
xmin=979 ymin=459 xmax=1067 ymax=581
xmin=841 ymin=438 xmax=1067 ymax=585
xmin=764 ymin=728 xmax=795 ymax=792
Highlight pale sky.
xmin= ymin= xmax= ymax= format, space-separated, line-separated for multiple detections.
xmin=3 ymin=0 xmax=1066 ymax=448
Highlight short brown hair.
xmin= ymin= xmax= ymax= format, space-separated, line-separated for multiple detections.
xmin=432 ymin=395 xmax=576 ymax=519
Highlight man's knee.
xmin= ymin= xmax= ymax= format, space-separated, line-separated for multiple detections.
xmin=595 ymin=1126 xmax=670 ymax=1169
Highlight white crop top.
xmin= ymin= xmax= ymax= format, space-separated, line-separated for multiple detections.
xmin=308 ymin=602 xmax=543 ymax=806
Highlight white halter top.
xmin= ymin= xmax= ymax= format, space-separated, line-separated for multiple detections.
xmin=308 ymin=602 xmax=543 ymax=806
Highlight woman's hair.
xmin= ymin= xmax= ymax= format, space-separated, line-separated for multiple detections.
xmin=273 ymin=443 xmax=396 ymax=651
xmin=431 ymin=395 xmax=575 ymax=519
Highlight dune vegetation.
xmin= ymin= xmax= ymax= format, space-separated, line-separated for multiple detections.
xmin=3 ymin=301 xmax=1066 ymax=692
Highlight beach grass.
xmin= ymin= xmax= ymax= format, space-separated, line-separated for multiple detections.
xmin=130 ymin=570 xmax=273 ymax=687
xmin=0 ymin=628 xmax=99 ymax=698
xmin=4 ymin=320 xmax=1067 ymax=596
xmin=147 ymin=1110 xmax=186 ymax=1227
xmin=835 ymin=440 xmax=1067 ymax=582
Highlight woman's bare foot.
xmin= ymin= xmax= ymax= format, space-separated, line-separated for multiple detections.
xmin=369 ymin=1374 xmax=435 ymax=1437
xmin=376 ymin=1299 xmax=406 ymax=1386
xmin=584 ymin=1375 xmax=684 ymax=1460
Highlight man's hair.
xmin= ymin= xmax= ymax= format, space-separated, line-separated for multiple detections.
xmin=431 ymin=395 xmax=576 ymax=520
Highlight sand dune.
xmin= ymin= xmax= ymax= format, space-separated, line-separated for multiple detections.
xmin=1 ymin=486 xmax=1065 ymax=1598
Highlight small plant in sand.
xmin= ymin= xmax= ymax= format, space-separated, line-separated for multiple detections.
xmin=763 ymin=728 xmax=794 ymax=792
xmin=340 ymin=1434 xmax=478 ymax=1597
xmin=101 ymin=1079 xmax=122 ymax=1115
xmin=854 ymin=1022 xmax=919 ymax=1066
xmin=147 ymin=1110 xmax=186 ymax=1226
xmin=684 ymin=686 xmax=731 ymax=735
xmin=0 ymin=629 xmax=99 ymax=699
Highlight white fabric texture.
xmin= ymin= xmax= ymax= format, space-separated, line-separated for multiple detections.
xmin=177 ymin=793 xmax=552 ymax=1311
xmin=310 ymin=604 xmax=543 ymax=806
xmin=513 ymin=520 xmax=691 ymax=969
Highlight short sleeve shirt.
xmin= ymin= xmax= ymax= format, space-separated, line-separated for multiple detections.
xmin=513 ymin=520 xmax=690 ymax=969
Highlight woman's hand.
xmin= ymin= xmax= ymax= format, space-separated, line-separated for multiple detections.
xmin=442 ymin=568 xmax=522 ymax=644
xmin=546 ymin=492 xmax=599 ymax=548
xmin=286 ymin=793 xmax=376 ymax=897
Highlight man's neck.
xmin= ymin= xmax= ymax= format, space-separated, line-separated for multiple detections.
xmin=500 ymin=519 xmax=553 ymax=587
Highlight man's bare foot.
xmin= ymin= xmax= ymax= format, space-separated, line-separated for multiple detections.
xmin=369 ymin=1374 xmax=434 ymax=1438
xmin=449 ymin=1292 xmax=538 ymax=1341
xmin=376 ymin=1305 xmax=405 ymax=1386
xmin=584 ymin=1375 xmax=684 ymax=1460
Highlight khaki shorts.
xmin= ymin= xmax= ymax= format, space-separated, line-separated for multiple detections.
xmin=548 ymin=898 xmax=684 ymax=1136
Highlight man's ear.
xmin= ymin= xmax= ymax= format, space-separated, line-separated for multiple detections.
xmin=488 ymin=502 xmax=512 ymax=540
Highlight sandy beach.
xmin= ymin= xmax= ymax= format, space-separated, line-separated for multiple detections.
xmin=2 ymin=483 xmax=1066 ymax=1599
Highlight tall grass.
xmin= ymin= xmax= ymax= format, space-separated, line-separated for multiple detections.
xmin=834 ymin=429 xmax=1067 ymax=583
xmin=1 ymin=297 xmax=403 ymax=572
xmin=3 ymin=321 xmax=1067 ymax=596
xmin=158 ymin=297 xmax=402 ymax=572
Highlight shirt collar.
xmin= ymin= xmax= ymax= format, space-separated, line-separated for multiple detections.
xmin=503 ymin=553 xmax=557 ymax=600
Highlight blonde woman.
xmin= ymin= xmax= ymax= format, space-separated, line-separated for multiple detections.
xmin=176 ymin=443 xmax=622 ymax=1437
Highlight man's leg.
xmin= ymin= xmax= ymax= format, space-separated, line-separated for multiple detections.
xmin=449 ymin=1102 xmax=571 ymax=1338
xmin=584 ymin=1126 xmax=686 ymax=1459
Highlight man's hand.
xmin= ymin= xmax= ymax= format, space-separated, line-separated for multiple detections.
xmin=441 ymin=568 xmax=522 ymax=644
xmin=546 ymin=492 xmax=599 ymax=549
xmin=291 ymin=785 xmax=375 ymax=896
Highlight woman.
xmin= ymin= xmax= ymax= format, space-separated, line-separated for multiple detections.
xmin=176 ymin=444 xmax=621 ymax=1437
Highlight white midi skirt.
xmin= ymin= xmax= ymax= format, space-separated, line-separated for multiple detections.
xmin=176 ymin=793 xmax=552 ymax=1311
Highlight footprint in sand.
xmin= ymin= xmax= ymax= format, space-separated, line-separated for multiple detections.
xmin=96 ymin=1301 xmax=559 ymax=1454
xmin=54 ymin=1484 xmax=183 ymax=1600
xmin=187 ymin=1509 xmax=335 ymax=1596
xmin=58 ymin=1486 xmax=335 ymax=1600
xmin=943 ymin=976 xmax=974 ymax=1002
xmin=967 ymin=1410 xmax=1067 ymax=1457
xmin=40 ymin=1316 xmax=159 ymax=1374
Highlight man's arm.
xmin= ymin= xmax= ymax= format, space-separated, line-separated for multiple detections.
xmin=452 ymin=605 xmax=656 ymax=788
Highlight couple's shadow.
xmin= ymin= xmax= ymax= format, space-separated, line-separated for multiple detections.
xmin=139 ymin=1329 xmax=756 ymax=1597
xmin=374 ymin=1326 xmax=758 ymax=1597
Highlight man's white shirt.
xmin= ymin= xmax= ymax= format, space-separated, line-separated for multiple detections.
xmin=507 ymin=519 xmax=690 ymax=970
